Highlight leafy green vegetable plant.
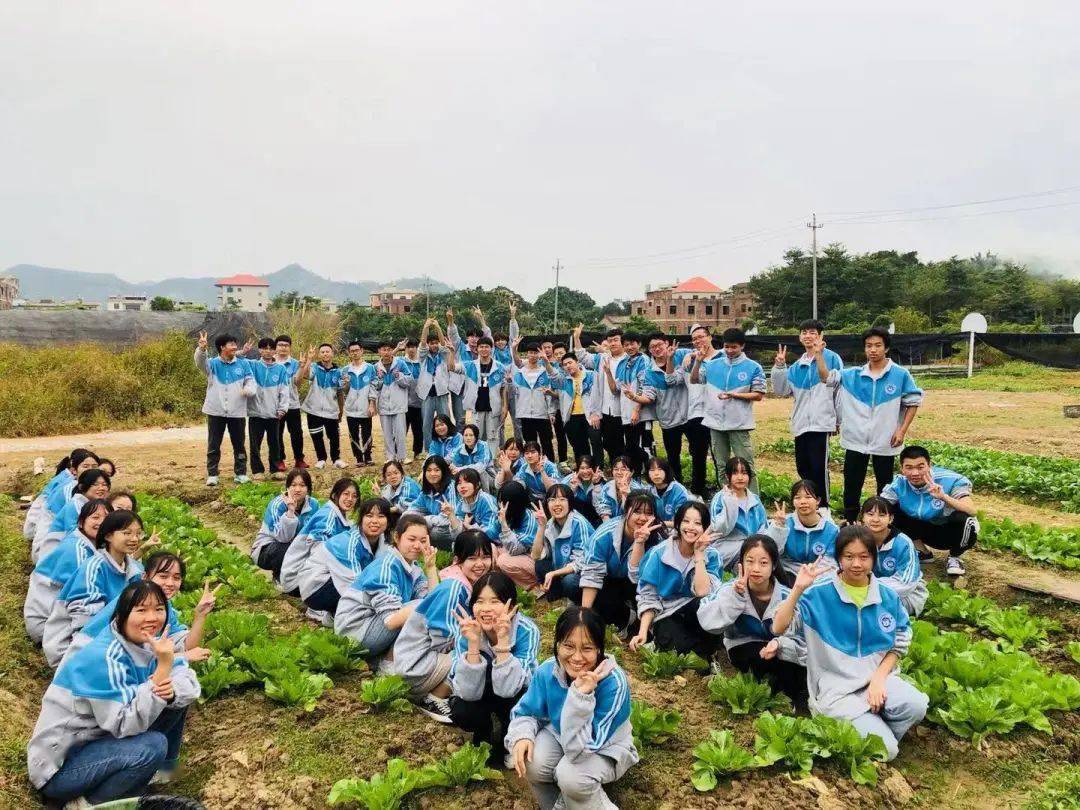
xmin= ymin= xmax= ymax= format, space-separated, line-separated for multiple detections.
xmin=206 ymin=611 xmax=271 ymax=653
xmin=804 ymin=715 xmax=889 ymax=786
xmin=296 ymin=627 xmax=366 ymax=672
xmin=629 ymin=700 xmax=681 ymax=749
xmin=415 ymin=743 xmax=502 ymax=789
xmin=752 ymin=712 xmax=818 ymax=776
xmin=263 ymin=666 xmax=333 ymax=711
xmin=690 ymin=730 xmax=758 ymax=791
xmin=195 ymin=652 xmax=254 ymax=700
xmin=925 ymin=581 xmax=1060 ymax=649
xmin=934 ymin=686 xmax=1028 ymax=747
xmin=1024 ymin=764 xmax=1080 ymax=810
xmin=1067 ymin=641 xmax=1080 ymax=666
xmin=360 ymin=675 xmax=413 ymax=713
xmin=328 ymin=759 xmax=421 ymax=809
xmin=228 ymin=481 xmax=283 ymax=517
xmin=707 ymin=671 xmax=792 ymax=715
xmin=232 ymin=637 xmax=307 ymax=680
xmin=639 ymin=647 xmax=709 ymax=679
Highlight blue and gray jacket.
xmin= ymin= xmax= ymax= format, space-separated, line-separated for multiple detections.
xmin=648 ymin=480 xmax=692 ymax=523
xmin=455 ymin=492 xmax=501 ymax=541
xmin=698 ymin=352 xmax=767 ymax=432
xmin=579 ymin=517 xmax=658 ymax=590
xmin=515 ymin=460 xmax=561 ymax=499
xmin=66 ymin=594 xmax=188 ymax=665
xmin=505 ymin=656 xmax=638 ymax=778
xmin=592 ymin=478 xmax=647 ymax=521
xmin=394 ymin=578 xmax=471 ymax=689
xmin=382 ymin=477 xmax=422 ymax=512
xmin=417 ymin=346 xmax=453 ymax=400
xmin=276 ymin=356 xmax=302 ymax=410
xmin=344 ymin=362 xmax=379 ymax=418
xmin=632 ymin=539 xmax=723 ymax=621
xmin=825 ymin=360 xmax=923 ymax=456
xmin=450 ymin=611 xmax=540 ymax=700
xmin=880 ymin=467 xmax=971 ymax=524
xmin=301 ymin=527 xmax=386 ymax=600
xmin=408 ymin=484 xmax=458 ymax=519
xmin=448 ymin=322 xmax=493 ymax=364
xmin=616 ymin=353 xmax=654 ymax=425
xmin=279 ymin=501 xmax=352 ymax=594
xmin=428 ymin=432 xmax=464 ymax=460
xmin=302 ymin=363 xmax=347 ymax=419
xmin=547 ymin=368 xmax=600 ymax=424
xmin=783 ymin=572 xmax=914 ymax=720
xmin=27 ymin=622 xmax=200 ymax=789
xmin=541 ymin=512 xmax=593 ymax=570
xmin=642 ymin=359 xmax=689 ymax=429
xmin=873 ymin=530 xmax=927 ymax=617
xmin=575 ymin=350 xmax=627 ymax=418
xmin=334 ymin=546 xmax=429 ymax=643
xmin=493 ymin=319 xmax=519 ymax=367
xmin=195 ymin=346 xmax=255 ymax=418
xmin=771 ymin=348 xmax=844 ymax=436
xmin=697 ymin=580 xmax=807 ymax=662
xmin=449 ymin=441 xmax=495 ymax=480
xmin=765 ymin=512 xmax=841 ymax=578
xmin=246 ymin=358 xmax=291 ymax=419
xmin=708 ymin=490 xmax=768 ymax=569
xmin=372 ymin=358 xmax=414 ymax=415
xmin=251 ymin=494 xmax=321 ymax=563
xmin=459 ymin=357 xmax=508 ymax=413
xmin=33 ymin=492 xmax=88 ymax=563
xmin=24 ymin=528 xmax=97 ymax=644
xmin=23 ymin=468 xmax=73 ymax=540
xmin=400 ymin=356 xmax=423 ymax=407
xmin=512 ymin=365 xmax=553 ymax=419
xmin=499 ymin=508 xmax=539 ymax=556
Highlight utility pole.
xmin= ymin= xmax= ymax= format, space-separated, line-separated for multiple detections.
xmin=552 ymin=258 xmax=562 ymax=332
xmin=423 ymin=277 xmax=431 ymax=319
xmin=807 ymin=213 xmax=823 ymax=319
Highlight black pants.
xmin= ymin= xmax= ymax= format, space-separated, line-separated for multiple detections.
xmin=206 ymin=415 xmax=247 ymax=477
xmin=622 ymin=422 xmax=648 ymax=477
xmin=600 ymin=413 xmax=625 ymax=468
xmin=406 ymin=406 xmax=424 ymax=455
xmin=842 ymin=450 xmax=895 ymax=522
xmin=795 ymin=431 xmax=831 ymax=508
xmin=564 ymin=413 xmax=592 ymax=462
xmin=278 ymin=407 xmax=305 ymax=465
xmin=520 ymin=417 xmax=556 ymax=462
xmin=585 ymin=575 xmax=638 ymax=631
xmin=534 ymin=558 xmax=581 ymax=603
xmin=307 ymin=413 xmax=341 ymax=462
xmin=661 ymin=424 xmax=686 ymax=485
xmin=683 ymin=417 xmax=711 ymax=495
xmin=727 ymin=640 xmax=808 ymax=706
xmin=257 ymin=542 xmax=289 ymax=581
xmin=573 ymin=494 xmax=602 ymax=528
xmin=346 ymin=416 xmax=374 ymax=463
xmin=652 ymin=598 xmax=722 ymax=657
xmin=552 ymin=410 xmax=568 ymax=463
xmin=248 ymin=416 xmax=283 ymax=475
xmin=894 ymin=510 xmax=978 ymax=557
xmin=449 ymin=664 xmax=526 ymax=760
xmin=304 ymin=578 xmax=342 ymax=614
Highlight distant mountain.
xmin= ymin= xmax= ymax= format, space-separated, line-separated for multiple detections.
xmin=5 ymin=263 xmax=453 ymax=308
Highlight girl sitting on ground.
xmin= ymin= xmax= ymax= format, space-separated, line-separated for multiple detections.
xmin=448 ymin=468 xmax=501 ymax=542
xmin=278 ymin=477 xmax=356 ymax=600
xmin=645 ymin=457 xmax=691 ymax=527
xmin=708 ymin=456 xmax=767 ymax=570
xmin=449 ymin=424 xmax=496 ymax=491
xmin=860 ymin=496 xmax=928 ymax=617
xmin=394 ymin=530 xmax=495 ymax=723
xmin=507 ymin=605 xmax=638 ymax=810
xmin=765 ymin=479 xmax=839 ymax=585
xmin=407 ymin=455 xmax=458 ymax=551
xmin=561 ymin=454 xmax=604 ymax=527
xmin=381 ymin=460 xmax=421 ymax=515
xmin=629 ymin=501 xmax=724 ymax=656
xmin=771 ymin=525 xmax=928 ymax=760
xmin=451 ymin=571 xmax=541 ymax=767
xmin=300 ymin=497 xmax=395 ymax=618
xmin=251 ymin=468 xmax=320 ymax=582
xmin=24 ymin=449 xmax=98 ymax=542
xmin=592 ymin=456 xmax=645 ymax=522
xmin=34 ymin=469 xmax=111 ymax=564
xmin=493 ymin=481 xmax=541 ymax=588
xmin=494 ymin=438 xmax=525 ymax=490
xmin=334 ymin=514 xmax=439 ymax=670
xmin=533 ymin=484 xmax=593 ymax=603
xmin=428 ymin=414 xmax=463 ymax=460
xmin=27 ymin=580 xmax=201 ymax=806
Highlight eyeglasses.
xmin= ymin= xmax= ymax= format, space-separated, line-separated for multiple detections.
xmin=558 ymin=642 xmax=598 ymax=657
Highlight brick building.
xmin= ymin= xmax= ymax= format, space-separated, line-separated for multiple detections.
xmin=628 ymin=276 xmax=756 ymax=334
xmin=368 ymin=285 xmax=420 ymax=315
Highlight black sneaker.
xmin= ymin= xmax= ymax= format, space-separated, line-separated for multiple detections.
xmin=416 ymin=694 xmax=453 ymax=724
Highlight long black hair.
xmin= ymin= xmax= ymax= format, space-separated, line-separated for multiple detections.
xmin=421 ymin=455 xmax=453 ymax=494
xmin=114 ymin=580 xmax=168 ymax=640
xmin=57 ymin=448 xmax=98 ymax=476
xmin=468 ymin=570 xmax=516 ymax=611
xmin=328 ymin=477 xmax=360 ymax=508
xmin=453 ymin=529 xmax=494 ymax=565
xmin=95 ymin=509 xmax=142 ymax=550
xmin=76 ymin=498 xmax=112 ymax=539
xmin=739 ymin=534 xmax=782 ymax=583
xmin=554 ymin=605 xmax=606 ymax=666
xmin=497 ymin=481 xmax=531 ymax=529
xmin=75 ymin=469 xmax=111 ymax=495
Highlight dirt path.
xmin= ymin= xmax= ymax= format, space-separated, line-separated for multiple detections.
xmin=0 ymin=424 xmax=204 ymax=455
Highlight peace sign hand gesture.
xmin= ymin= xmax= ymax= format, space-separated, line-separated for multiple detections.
xmin=771 ymin=500 xmax=788 ymax=526
xmin=633 ymin=519 xmax=661 ymax=546
xmin=150 ymin=626 xmax=174 ymax=663
xmin=195 ymin=580 xmax=222 ymax=617
xmin=532 ymin=505 xmax=548 ymax=530
xmin=495 ymin=600 xmax=517 ymax=646
xmin=774 ymin=344 xmax=787 ymax=366
xmin=198 ymin=331 xmax=208 ymax=349
xmin=794 ymin=555 xmax=829 ymax=593
xmin=454 ymin=606 xmax=483 ymax=648
xmin=732 ymin=563 xmax=750 ymax=595
xmin=423 ymin=542 xmax=438 ymax=571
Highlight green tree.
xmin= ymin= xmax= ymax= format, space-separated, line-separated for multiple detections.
xmin=624 ymin=315 xmax=660 ymax=333
xmin=150 ymin=296 xmax=175 ymax=312
xmin=533 ymin=287 xmax=600 ymax=332
xmin=887 ymin=306 xmax=931 ymax=333
xmin=271 ymin=290 xmax=324 ymax=310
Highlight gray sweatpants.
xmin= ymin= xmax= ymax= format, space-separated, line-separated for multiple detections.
xmin=525 ymin=727 xmax=619 ymax=810
xmin=848 ymin=674 xmax=929 ymax=761
xmin=380 ymin=413 xmax=408 ymax=462
xmin=473 ymin=409 xmax=503 ymax=457
xmin=709 ymin=428 xmax=759 ymax=495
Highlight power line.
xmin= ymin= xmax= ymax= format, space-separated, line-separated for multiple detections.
xmin=827 ymin=198 xmax=1080 ymax=225
xmin=577 ymin=220 xmax=804 ymax=266
xmin=819 ymin=184 xmax=1080 ymax=218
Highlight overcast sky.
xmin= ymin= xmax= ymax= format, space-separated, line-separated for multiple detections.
xmin=2 ymin=1 xmax=1079 ymax=300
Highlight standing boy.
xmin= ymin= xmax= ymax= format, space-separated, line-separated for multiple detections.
xmin=373 ymin=339 xmax=413 ymax=463
xmin=613 ymin=332 xmax=653 ymax=476
xmin=642 ymin=334 xmax=691 ymax=486
xmin=458 ymin=336 xmax=508 ymax=456
xmin=493 ymin=303 xmax=522 ymax=442
xmin=248 ymin=337 xmax=290 ymax=478
xmin=510 ymin=339 xmax=557 ymax=461
xmin=771 ymin=319 xmax=844 ymax=507
xmin=417 ymin=318 xmax=453 ymax=451
xmin=343 ymin=340 xmax=378 ymax=466
xmin=300 ymin=343 xmax=348 ymax=469
xmin=194 ymin=331 xmax=255 ymax=486
xmin=274 ymin=334 xmax=307 ymax=469
xmin=574 ymin=325 xmax=628 ymax=466
xmin=401 ymin=338 xmax=424 ymax=461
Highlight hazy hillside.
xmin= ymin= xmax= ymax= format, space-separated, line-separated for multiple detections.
xmin=6 ymin=263 xmax=452 ymax=308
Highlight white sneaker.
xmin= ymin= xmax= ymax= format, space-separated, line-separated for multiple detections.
xmin=416 ymin=694 xmax=453 ymax=724
xmin=235 ymin=475 xmax=250 ymax=484
xmin=63 ymin=799 xmax=93 ymax=810
xmin=205 ymin=475 xmax=219 ymax=487
xmin=946 ymin=556 xmax=966 ymax=576
xmin=314 ymin=460 xmax=327 ymax=469
xmin=305 ymin=607 xmax=332 ymax=626
xmin=149 ymin=767 xmax=178 ymax=784
xmin=333 ymin=459 xmax=347 ymax=469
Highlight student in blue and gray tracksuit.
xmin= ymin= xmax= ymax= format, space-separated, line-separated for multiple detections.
xmin=28 ymin=581 xmax=200 ymax=805
xmin=401 ymin=339 xmax=426 ymax=460
xmin=195 ymin=331 xmax=255 ymax=486
xmin=458 ymin=337 xmax=509 ymax=456
xmin=334 ymin=514 xmax=440 ymax=665
xmin=417 ymin=319 xmax=454 ymax=452
xmin=645 ymin=457 xmax=691 ymax=526
xmin=814 ymin=327 xmax=923 ymax=523
xmin=573 ymin=325 xmax=630 ymax=468
xmin=641 ymin=334 xmax=693 ymax=487
xmin=279 ymin=478 xmax=356 ymax=598
xmin=708 ymin=457 xmax=768 ymax=569
xmin=450 ymin=571 xmax=541 ymax=764
xmin=860 ymin=496 xmax=928 ymax=616
xmin=545 ymin=351 xmax=603 ymax=465
xmin=247 ymin=337 xmax=291 ymax=477
xmin=25 ymin=499 xmax=110 ymax=644
xmin=629 ymin=501 xmax=723 ymax=656
xmin=408 ymin=456 xmax=459 ymax=550
xmin=373 ymin=339 xmax=414 ymax=463
xmin=274 ymin=334 xmax=307 ymax=469
xmin=765 ymin=479 xmax=840 ymax=585
xmin=251 ymin=469 xmax=320 ymax=580
xmin=772 ymin=525 xmax=928 ymax=760
xmin=394 ymin=531 xmax=494 ymax=721
xmin=447 ymin=469 xmax=501 ymax=541
xmin=561 ymin=456 xmax=604 ymax=527
xmin=33 ymin=468 xmax=112 ymax=564
xmin=507 ymin=605 xmax=638 ymax=810
xmin=592 ymin=456 xmax=646 ymax=522
xmin=771 ymin=319 xmax=844 ymax=507
xmin=880 ymin=444 xmax=979 ymax=577
xmin=511 ymin=340 xmax=558 ymax=462
xmin=447 ymin=307 xmax=494 ymax=428
xmin=24 ymin=449 xmax=98 ymax=541
xmin=534 ymin=485 xmax=594 ymax=602
xmin=449 ymin=425 xmax=496 ymax=491
xmin=515 ymin=442 xmax=562 ymax=502
xmin=300 ymin=497 xmax=393 ymax=616
xmin=494 ymin=306 xmax=523 ymax=442
xmin=611 ymin=335 xmax=652 ymax=476
xmin=301 ymin=343 xmax=348 ymax=469
xmin=344 ymin=340 xmax=379 ymax=466
xmin=697 ymin=534 xmax=809 ymax=703
xmin=428 ymin=414 xmax=464 ymax=460
xmin=380 ymin=460 xmax=421 ymax=514
xmin=690 ymin=327 xmax=766 ymax=494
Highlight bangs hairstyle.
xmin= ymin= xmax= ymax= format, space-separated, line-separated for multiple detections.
xmin=835 ymin=524 xmax=878 ymax=566
xmin=329 ymin=477 xmax=360 ymax=504
xmin=860 ymin=496 xmax=895 ymax=518
xmin=739 ymin=534 xmax=781 ymax=582
xmin=95 ymin=509 xmax=142 ymax=549
xmin=456 ymin=467 xmax=483 ymax=493
xmin=790 ymin=479 xmax=819 ymax=501
xmin=899 ymin=445 xmax=932 ymax=464
xmin=58 ymin=448 xmax=98 ymax=476
xmin=461 ymin=423 xmax=481 ymax=441
xmin=545 ymin=483 xmax=575 ymax=504
xmin=454 ymin=529 xmax=494 ymax=565
xmin=393 ymin=513 xmax=430 ymax=545
xmin=497 ymin=481 xmax=531 ymax=528
xmin=107 ymin=491 xmax=137 ymax=512
xmin=468 ymin=570 xmax=516 ymax=611
xmin=96 ymin=458 xmax=116 ymax=475
xmin=674 ymin=501 xmax=711 ymax=533
xmin=862 ymin=326 xmax=892 ymax=349
xmin=623 ymin=491 xmax=657 ymax=518
xmin=77 ymin=498 xmax=112 ymax=528
xmin=522 ymin=441 xmax=542 ymax=455
xmin=114 ymin=580 xmax=168 ymax=637
xmin=258 ymin=337 xmax=276 ymax=350
xmin=381 ymin=459 xmax=406 ymax=479
xmin=611 ymin=455 xmax=633 ymax=471
xmin=554 ymin=605 xmax=606 ymax=664
xmin=646 ymin=457 xmax=675 ymax=486
xmin=432 ymin=414 xmax=457 ymax=436
xmin=574 ymin=454 xmax=597 ymax=471
xmin=285 ymin=468 xmax=313 ymax=492
xmin=357 ymin=497 xmax=396 ymax=540
xmin=421 ymin=455 xmax=452 ymax=493
xmin=502 ymin=438 xmax=523 ymax=453
xmin=724 ymin=455 xmax=754 ymax=480
xmin=76 ymin=469 xmax=111 ymax=494
xmin=143 ymin=551 xmax=186 ymax=581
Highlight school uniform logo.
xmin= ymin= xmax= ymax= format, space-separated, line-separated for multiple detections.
xmin=812 ymin=542 xmax=826 ymax=556
xmin=878 ymin=613 xmax=895 ymax=633
xmin=931 ymin=498 xmax=945 ymax=510
xmin=737 ymin=371 xmax=749 ymax=381
xmin=884 ymin=384 xmax=897 ymax=395
xmin=881 ymin=557 xmax=896 ymax=572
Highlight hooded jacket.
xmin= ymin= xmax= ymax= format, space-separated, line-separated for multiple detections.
xmin=697 ymin=579 xmax=807 ymax=663
xmin=195 ymin=347 xmax=256 ymax=418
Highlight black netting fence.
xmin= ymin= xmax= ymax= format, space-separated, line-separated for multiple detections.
xmin=976 ymin=332 xmax=1080 ymax=369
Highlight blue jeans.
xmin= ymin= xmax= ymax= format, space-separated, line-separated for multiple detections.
xmin=420 ymin=395 xmax=451 ymax=452
xmin=42 ymin=707 xmax=187 ymax=803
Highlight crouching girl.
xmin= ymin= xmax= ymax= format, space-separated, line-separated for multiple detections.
xmin=771 ymin=525 xmax=928 ymax=760
xmin=27 ymin=580 xmax=201 ymax=806
xmin=507 ymin=605 xmax=638 ymax=810
xmin=251 ymin=469 xmax=320 ymax=581
xmin=278 ymin=477 xmax=356 ymax=600
xmin=860 ymin=496 xmax=928 ymax=617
